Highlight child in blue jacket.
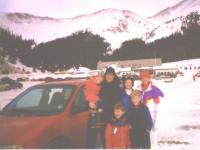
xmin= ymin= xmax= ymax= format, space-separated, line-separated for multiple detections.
xmin=120 ymin=76 xmax=134 ymax=112
xmin=128 ymin=90 xmax=153 ymax=149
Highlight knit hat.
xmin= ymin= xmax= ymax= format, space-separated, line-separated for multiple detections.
xmin=105 ymin=67 xmax=115 ymax=75
xmin=122 ymin=76 xmax=134 ymax=86
xmin=140 ymin=70 xmax=151 ymax=79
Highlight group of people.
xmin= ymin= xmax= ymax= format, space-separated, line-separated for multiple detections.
xmin=84 ymin=67 xmax=164 ymax=149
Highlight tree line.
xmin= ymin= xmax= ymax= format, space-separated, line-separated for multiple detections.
xmin=30 ymin=31 xmax=109 ymax=72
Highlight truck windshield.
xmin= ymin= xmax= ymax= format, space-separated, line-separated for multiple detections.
xmin=1 ymin=85 xmax=75 ymax=116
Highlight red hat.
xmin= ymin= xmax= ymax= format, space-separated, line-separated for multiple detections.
xmin=140 ymin=70 xmax=151 ymax=79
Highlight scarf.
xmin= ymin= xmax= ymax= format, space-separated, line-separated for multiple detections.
xmin=111 ymin=115 xmax=129 ymax=126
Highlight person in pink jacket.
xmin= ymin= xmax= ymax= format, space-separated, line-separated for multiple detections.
xmin=84 ymin=74 xmax=105 ymax=148
xmin=84 ymin=74 xmax=103 ymax=109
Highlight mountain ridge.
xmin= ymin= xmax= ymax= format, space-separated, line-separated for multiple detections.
xmin=0 ymin=0 xmax=200 ymax=49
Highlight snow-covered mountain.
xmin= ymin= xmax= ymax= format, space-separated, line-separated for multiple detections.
xmin=150 ymin=0 xmax=200 ymax=23
xmin=0 ymin=0 xmax=200 ymax=49
xmin=145 ymin=0 xmax=200 ymax=42
xmin=0 ymin=9 xmax=155 ymax=49
xmin=145 ymin=16 xmax=184 ymax=42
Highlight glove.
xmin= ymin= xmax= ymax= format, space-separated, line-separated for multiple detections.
xmin=154 ymin=97 xmax=160 ymax=104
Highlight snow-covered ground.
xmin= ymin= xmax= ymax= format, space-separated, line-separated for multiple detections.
xmin=154 ymin=72 xmax=200 ymax=149
xmin=0 ymin=59 xmax=200 ymax=148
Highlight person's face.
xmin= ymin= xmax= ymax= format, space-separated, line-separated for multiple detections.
xmin=105 ymin=73 xmax=114 ymax=83
xmin=131 ymin=95 xmax=141 ymax=107
xmin=95 ymin=76 xmax=103 ymax=84
xmin=114 ymin=109 xmax=125 ymax=119
xmin=124 ymin=79 xmax=133 ymax=90
xmin=141 ymin=77 xmax=150 ymax=85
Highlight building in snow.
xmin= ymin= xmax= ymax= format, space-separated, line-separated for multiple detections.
xmin=97 ymin=58 xmax=162 ymax=70
xmin=153 ymin=66 xmax=179 ymax=76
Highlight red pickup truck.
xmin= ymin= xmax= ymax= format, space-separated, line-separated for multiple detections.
xmin=0 ymin=80 xmax=89 ymax=148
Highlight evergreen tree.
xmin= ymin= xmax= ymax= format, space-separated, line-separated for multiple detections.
xmin=32 ymin=31 xmax=109 ymax=71
xmin=0 ymin=53 xmax=4 ymax=73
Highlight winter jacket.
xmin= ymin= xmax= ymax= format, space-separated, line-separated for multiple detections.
xmin=137 ymin=82 xmax=164 ymax=105
xmin=105 ymin=115 xmax=130 ymax=149
xmin=128 ymin=103 xmax=153 ymax=133
xmin=127 ymin=103 xmax=153 ymax=148
xmin=120 ymin=89 xmax=132 ymax=112
xmin=99 ymin=77 xmax=121 ymax=122
xmin=84 ymin=77 xmax=101 ymax=103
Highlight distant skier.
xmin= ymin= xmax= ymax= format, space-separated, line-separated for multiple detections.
xmin=193 ymin=74 xmax=196 ymax=82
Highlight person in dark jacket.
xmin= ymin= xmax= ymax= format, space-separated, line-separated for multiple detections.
xmin=99 ymin=67 xmax=121 ymax=123
xmin=120 ymin=76 xmax=134 ymax=112
xmin=128 ymin=90 xmax=153 ymax=149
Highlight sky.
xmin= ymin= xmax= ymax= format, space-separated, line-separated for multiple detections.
xmin=0 ymin=0 xmax=183 ymax=18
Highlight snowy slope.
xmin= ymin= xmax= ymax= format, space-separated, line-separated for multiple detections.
xmin=154 ymin=72 xmax=200 ymax=148
xmin=146 ymin=17 xmax=184 ymax=42
xmin=0 ymin=0 xmax=200 ymax=48
xmin=146 ymin=0 xmax=200 ymax=42
xmin=150 ymin=0 xmax=200 ymax=23
xmin=0 ymin=9 xmax=155 ymax=49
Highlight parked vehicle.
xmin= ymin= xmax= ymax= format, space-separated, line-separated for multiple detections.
xmin=163 ymin=77 xmax=174 ymax=83
xmin=156 ymin=75 xmax=174 ymax=83
xmin=195 ymin=72 xmax=200 ymax=77
xmin=154 ymin=76 xmax=162 ymax=80
xmin=0 ymin=80 xmax=89 ymax=148
xmin=0 ymin=77 xmax=23 ymax=91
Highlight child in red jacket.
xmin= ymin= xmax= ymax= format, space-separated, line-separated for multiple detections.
xmin=84 ymin=74 xmax=103 ymax=104
xmin=105 ymin=102 xmax=131 ymax=149
xmin=84 ymin=74 xmax=104 ymax=127
xmin=85 ymin=74 xmax=104 ymax=148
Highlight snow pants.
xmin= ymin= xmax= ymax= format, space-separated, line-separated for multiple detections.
xmin=131 ymin=130 xmax=151 ymax=149
xmin=85 ymin=113 xmax=105 ymax=148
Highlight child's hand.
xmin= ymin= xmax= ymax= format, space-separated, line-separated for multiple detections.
xmin=154 ymin=97 xmax=160 ymax=104
xmin=89 ymin=102 xmax=97 ymax=109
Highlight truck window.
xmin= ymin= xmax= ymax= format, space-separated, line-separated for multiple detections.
xmin=71 ymin=86 xmax=88 ymax=114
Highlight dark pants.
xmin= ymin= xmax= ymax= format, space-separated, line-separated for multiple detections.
xmin=85 ymin=113 xmax=105 ymax=148
xmin=131 ymin=131 xmax=151 ymax=149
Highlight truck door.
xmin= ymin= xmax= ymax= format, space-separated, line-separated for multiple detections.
xmin=69 ymin=86 xmax=89 ymax=148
